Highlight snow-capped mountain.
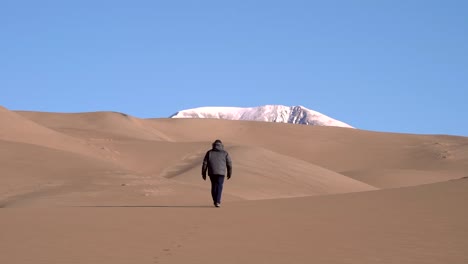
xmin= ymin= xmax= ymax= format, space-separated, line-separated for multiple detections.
xmin=170 ymin=105 xmax=354 ymax=128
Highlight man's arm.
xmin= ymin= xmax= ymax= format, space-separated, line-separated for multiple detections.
xmin=226 ymin=152 xmax=232 ymax=179
xmin=201 ymin=151 xmax=209 ymax=180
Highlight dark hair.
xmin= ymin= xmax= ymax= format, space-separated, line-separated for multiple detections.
xmin=214 ymin=139 xmax=222 ymax=144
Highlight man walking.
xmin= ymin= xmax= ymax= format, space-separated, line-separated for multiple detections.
xmin=202 ymin=139 xmax=232 ymax=207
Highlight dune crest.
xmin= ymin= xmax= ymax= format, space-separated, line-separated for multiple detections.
xmin=17 ymin=111 xmax=173 ymax=141
xmin=0 ymin=107 xmax=101 ymax=157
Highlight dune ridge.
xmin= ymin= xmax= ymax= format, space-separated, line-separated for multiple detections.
xmin=16 ymin=110 xmax=173 ymax=141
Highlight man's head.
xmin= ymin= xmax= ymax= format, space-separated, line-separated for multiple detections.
xmin=212 ymin=139 xmax=223 ymax=150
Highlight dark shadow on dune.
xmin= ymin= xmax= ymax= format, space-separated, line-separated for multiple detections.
xmin=449 ymin=176 xmax=468 ymax=181
xmin=74 ymin=205 xmax=214 ymax=208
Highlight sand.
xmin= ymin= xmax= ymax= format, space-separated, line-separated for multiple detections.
xmin=1 ymin=106 xmax=467 ymax=263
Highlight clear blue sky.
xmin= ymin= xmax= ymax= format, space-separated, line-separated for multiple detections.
xmin=1 ymin=0 xmax=467 ymax=136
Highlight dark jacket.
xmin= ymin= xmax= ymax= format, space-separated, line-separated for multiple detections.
xmin=202 ymin=141 xmax=232 ymax=177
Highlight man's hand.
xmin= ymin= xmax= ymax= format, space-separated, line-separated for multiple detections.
xmin=202 ymin=174 xmax=206 ymax=180
xmin=227 ymin=174 xmax=231 ymax=180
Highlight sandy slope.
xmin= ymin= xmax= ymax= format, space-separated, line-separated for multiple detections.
xmin=163 ymin=145 xmax=377 ymax=199
xmin=160 ymin=178 xmax=468 ymax=264
xmin=17 ymin=110 xmax=172 ymax=141
xmin=0 ymin=107 xmax=103 ymax=157
xmin=1 ymin=106 xmax=468 ymax=263
xmin=147 ymin=118 xmax=468 ymax=187
xmin=0 ymin=140 xmax=129 ymax=207
xmin=1 ymin=179 xmax=466 ymax=264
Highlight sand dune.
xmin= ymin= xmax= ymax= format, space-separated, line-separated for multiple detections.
xmin=342 ymin=168 xmax=467 ymax=188
xmin=0 ymin=106 xmax=100 ymax=156
xmin=148 ymin=118 xmax=468 ymax=169
xmin=1 ymin=107 xmax=468 ymax=263
xmin=0 ymin=139 xmax=128 ymax=207
xmin=1 ymin=108 xmax=467 ymax=206
xmin=17 ymin=110 xmax=172 ymax=141
xmin=148 ymin=118 xmax=468 ymax=187
xmin=163 ymin=145 xmax=377 ymax=199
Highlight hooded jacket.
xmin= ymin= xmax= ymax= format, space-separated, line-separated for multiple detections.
xmin=202 ymin=140 xmax=232 ymax=177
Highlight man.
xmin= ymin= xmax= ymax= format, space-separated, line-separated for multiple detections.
xmin=202 ymin=139 xmax=232 ymax=207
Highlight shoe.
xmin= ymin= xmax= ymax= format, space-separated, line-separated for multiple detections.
xmin=215 ymin=203 xmax=220 ymax=207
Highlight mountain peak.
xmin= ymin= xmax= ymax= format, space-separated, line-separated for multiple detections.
xmin=170 ymin=105 xmax=353 ymax=128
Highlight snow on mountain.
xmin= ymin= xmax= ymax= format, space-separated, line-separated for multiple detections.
xmin=170 ymin=105 xmax=354 ymax=128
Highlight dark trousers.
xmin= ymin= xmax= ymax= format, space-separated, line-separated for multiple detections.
xmin=209 ymin=175 xmax=225 ymax=204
